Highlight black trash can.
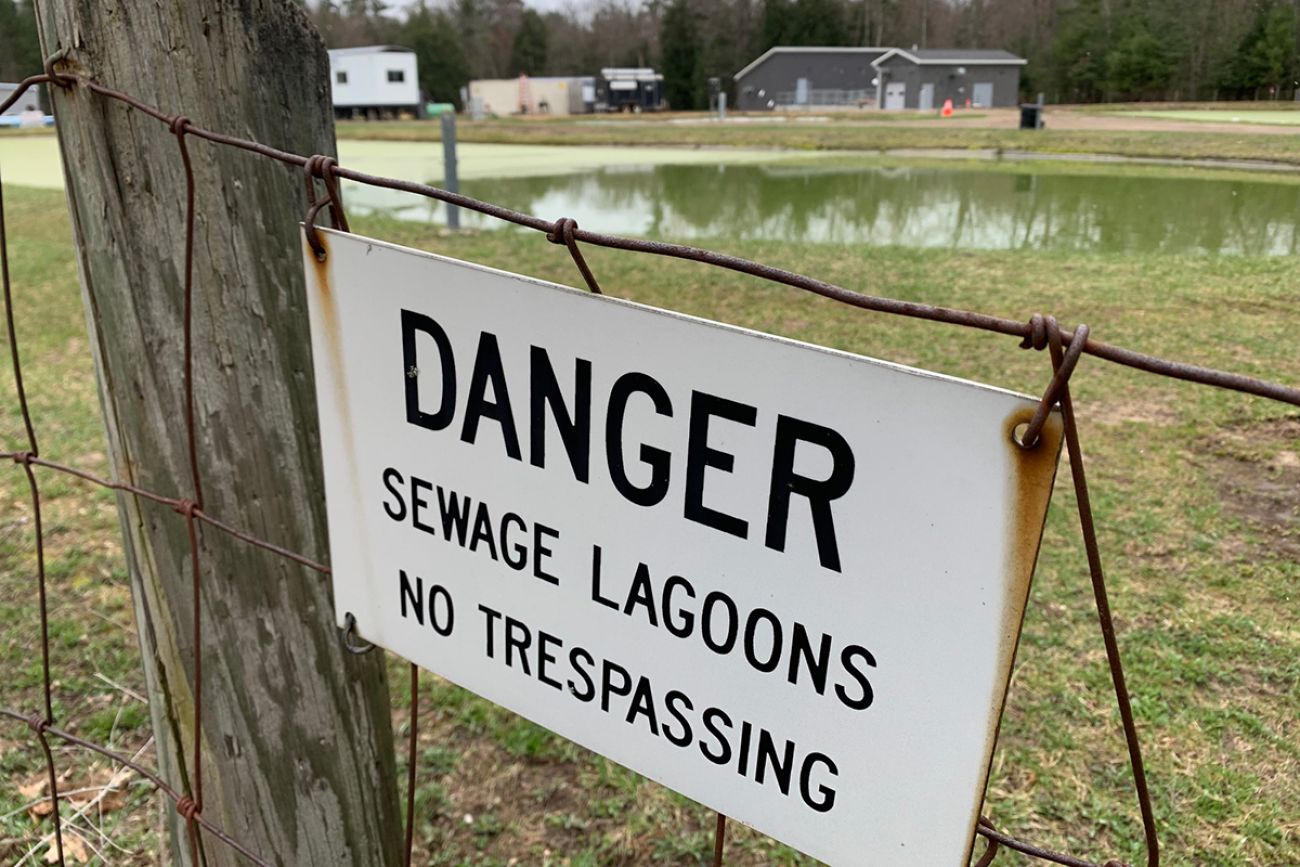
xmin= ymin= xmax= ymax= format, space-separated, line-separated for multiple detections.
xmin=1019 ymin=104 xmax=1043 ymax=130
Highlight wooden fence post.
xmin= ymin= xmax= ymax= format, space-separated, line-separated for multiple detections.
xmin=34 ymin=2 xmax=403 ymax=863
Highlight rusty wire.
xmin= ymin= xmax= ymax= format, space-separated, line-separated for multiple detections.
xmin=3 ymin=65 xmax=1296 ymax=866
xmin=403 ymin=663 xmax=419 ymax=867
xmin=712 ymin=813 xmax=728 ymax=867
xmin=171 ymin=110 xmax=208 ymax=867
xmin=1047 ymin=330 xmax=1159 ymax=867
xmin=0 ymin=708 xmax=271 ymax=865
xmin=0 ymin=150 xmax=64 ymax=866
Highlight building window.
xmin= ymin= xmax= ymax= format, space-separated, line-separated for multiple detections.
xmin=387 ymin=69 xmax=405 ymax=83
xmin=336 ymin=71 xmax=348 ymax=85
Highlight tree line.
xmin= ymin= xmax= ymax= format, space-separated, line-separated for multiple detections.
xmin=309 ymin=0 xmax=1300 ymax=110
xmin=0 ymin=0 xmax=42 ymax=85
xmin=4 ymin=1 xmax=1298 ymax=110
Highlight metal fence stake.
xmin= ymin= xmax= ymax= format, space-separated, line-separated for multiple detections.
xmin=442 ymin=111 xmax=460 ymax=230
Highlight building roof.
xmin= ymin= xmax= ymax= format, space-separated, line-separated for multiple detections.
xmin=872 ymin=48 xmax=1026 ymax=66
xmin=734 ymin=47 xmax=891 ymax=81
xmin=327 ymin=45 xmax=415 ymax=57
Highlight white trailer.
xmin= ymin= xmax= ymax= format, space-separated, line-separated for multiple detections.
xmin=1 ymin=82 xmax=41 ymax=116
xmin=328 ymin=46 xmax=420 ymax=118
xmin=0 ymin=82 xmax=48 ymax=128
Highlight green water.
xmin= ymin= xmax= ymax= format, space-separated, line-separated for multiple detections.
xmin=7 ymin=134 xmax=1300 ymax=255
xmin=355 ymin=160 xmax=1300 ymax=256
xmin=0 ymin=136 xmax=816 ymax=190
xmin=0 ymin=134 xmax=65 ymax=189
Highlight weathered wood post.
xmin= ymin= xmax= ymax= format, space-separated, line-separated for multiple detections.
xmin=34 ymin=2 xmax=403 ymax=864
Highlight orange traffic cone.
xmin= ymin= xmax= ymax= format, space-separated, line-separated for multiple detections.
xmin=941 ymin=98 xmax=954 ymax=117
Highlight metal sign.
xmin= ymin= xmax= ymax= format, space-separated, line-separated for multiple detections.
xmin=302 ymin=228 xmax=1063 ymax=866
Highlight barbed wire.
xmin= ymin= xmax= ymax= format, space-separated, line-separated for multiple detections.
xmin=5 ymin=61 xmax=1295 ymax=866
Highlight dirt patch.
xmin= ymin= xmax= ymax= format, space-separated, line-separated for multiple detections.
xmin=402 ymin=682 xmax=784 ymax=865
xmin=405 ymin=690 xmax=700 ymax=865
xmin=435 ymin=738 xmax=588 ymax=858
xmin=1082 ymin=394 xmax=1179 ymax=428
xmin=1201 ymin=416 xmax=1300 ymax=559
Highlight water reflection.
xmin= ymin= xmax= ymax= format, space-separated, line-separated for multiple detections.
xmin=343 ymin=162 xmax=1300 ymax=256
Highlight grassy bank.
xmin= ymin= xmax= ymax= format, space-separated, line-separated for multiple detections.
xmin=1089 ymin=100 xmax=1300 ymax=113
xmin=1 ymin=184 xmax=1297 ymax=865
xmin=337 ymin=117 xmax=1300 ymax=167
xmin=1123 ymin=110 xmax=1300 ymax=127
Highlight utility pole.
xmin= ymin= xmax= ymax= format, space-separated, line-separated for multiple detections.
xmin=34 ymin=2 xmax=403 ymax=864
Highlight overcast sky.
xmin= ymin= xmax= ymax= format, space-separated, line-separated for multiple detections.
xmin=383 ymin=0 xmax=580 ymax=12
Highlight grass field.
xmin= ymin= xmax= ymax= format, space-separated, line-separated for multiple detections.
xmin=1 ymin=183 xmax=1298 ymax=865
xmin=1125 ymin=110 xmax=1300 ymax=127
xmin=1084 ymin=100 xmax=1300 ymax=113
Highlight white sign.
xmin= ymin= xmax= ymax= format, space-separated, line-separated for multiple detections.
xmin=303 ymin=229 xmax=1063 ymax=866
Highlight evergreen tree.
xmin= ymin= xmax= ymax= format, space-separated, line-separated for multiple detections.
xmin=1105 ymin=25 xmax=1173 ymax=100
xmin=401 ymin=2 xmax=471 ymax=107
xmin=660 ymin=0 xmax=699 ymax=109
xmin=0 ymin=1 xmax=42 ymax=82
xmin=759 ymin=0 xmax=847 ymax=48
xmin=760 ymin=0 xmax=795 ymax=49
xmin=1236 ymin=1 xmax=1298 ymax=97
xmin=1051 ymin=0 xmax=1107 ymax=102
xmin=0 ymin=0 xmax=17 ymax=80
xmin=788 ymin=0 xmax=848 ymax=45
xmin=510 ymin=8 xmax=549 ymax=75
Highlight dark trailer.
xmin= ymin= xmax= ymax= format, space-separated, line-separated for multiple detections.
xmin=595 ymin=68 xmax=665 ymax=113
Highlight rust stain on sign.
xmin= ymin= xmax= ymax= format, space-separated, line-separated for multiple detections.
xmin=306 ymin=231 xmax=348 ymax=415
xmin=1003 ymin=405 xmax=1065 ymax=633
xmin=964 ymin=405 xmax=1066 ymax=861
xmin=308 ymin=234 xmax=335 ymax=340
xmin=304 ymin=229 xmax=374 ymax=610
xmin=305 ymin=229 xmax=358 ymax=450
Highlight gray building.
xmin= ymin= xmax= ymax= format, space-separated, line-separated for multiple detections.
xmin=734 ymin=47 xmax=889 ymax=110
xmin=732 ymin=47 xmax=1026 ymax=112
xmin=872 ymin=49 xmax=1026 ymax=110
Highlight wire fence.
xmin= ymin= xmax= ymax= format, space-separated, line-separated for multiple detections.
xmin=2 ymin=62 xmax=1298 ymax=867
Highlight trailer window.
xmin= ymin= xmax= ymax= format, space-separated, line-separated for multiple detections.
xmin=387 ymin=70 xmax=406 ymax=83
xmin=336 ymin=71 xmax=348 ymax=84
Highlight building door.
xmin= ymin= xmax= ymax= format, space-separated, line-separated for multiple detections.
xmin=972 ymin=82 xmax=994 ymax=107
xmin=884 ymin=82 xmax=906 ymax=110
xmin=918 ymin=83 xmax=934 ymax=111
xmin=795 ymin=78 xmax=810 ymax=105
